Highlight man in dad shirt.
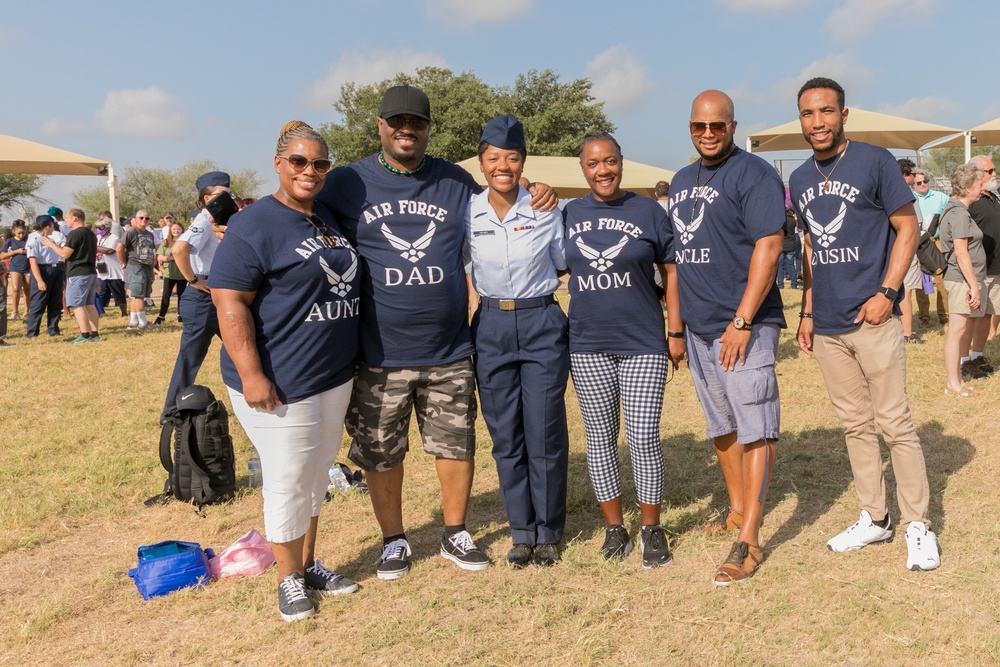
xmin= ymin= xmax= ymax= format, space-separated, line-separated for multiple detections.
xmin=664 ymin=90 xmax=785 ymax=586
xmin=791 ymin=77 xmax=939 ymax=571
xmin=317 ymin=85 xmax=556 ymax=579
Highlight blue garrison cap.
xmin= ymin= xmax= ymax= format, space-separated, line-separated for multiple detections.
xmin=480 ymin=115 xmax=525 ymax=150
xmin=195 ymin=171 xmax=230 ymax=192
xmin=35 ymin=214 xmax=55 ymax=226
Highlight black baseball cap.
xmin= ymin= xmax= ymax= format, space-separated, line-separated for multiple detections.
xmin=379 ymin=85 xmax=431 ymax=122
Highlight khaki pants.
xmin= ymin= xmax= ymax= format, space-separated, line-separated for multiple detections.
xmin=914 ymin=272 xmax=949 ymax=322
xmin=813 ymin=317 xmax=930 ymax=527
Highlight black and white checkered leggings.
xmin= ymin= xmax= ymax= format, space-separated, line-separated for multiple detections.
xmin=570 ymin=352 xmax=667 ymax=505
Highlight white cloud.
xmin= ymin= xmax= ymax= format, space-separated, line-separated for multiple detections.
xmin=40 ymin=119 xmax=86 ymax=136
xmin=770 ymin=53 xmax=872 ymax=103
xmin=301 ymin=50 xmax=448 ymax=111
xmin=877 ymin=97 xmax=958 ymax=122
xmin=95 ymin=87 xmax=192 ymax=140
xmin=824 ymin=0 xmax=934 ymax=40
xmin=586 ymin=46 xmax=654 ymax=115
xmin=425 ymin=0 xmax=533 ymax=26
xmin=715 ymin=0 xmax=809 ymax=10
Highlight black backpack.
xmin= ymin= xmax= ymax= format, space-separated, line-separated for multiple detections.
xmin=147 ymin=385 xmax=236 ymax=507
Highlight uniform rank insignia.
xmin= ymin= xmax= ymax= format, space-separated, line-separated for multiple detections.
xmin=513 ymin=225 xmax=534 ymax=232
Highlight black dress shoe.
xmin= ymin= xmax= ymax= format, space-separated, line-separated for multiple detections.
xmin=506 ymin=544 xmax=533 ymax=569
xmin=533 ymin=543 xmax=559 ymax=568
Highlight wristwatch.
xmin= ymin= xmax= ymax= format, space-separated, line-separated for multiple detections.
xmin=877 ymin=286 xmax=898 ymax=301
xmin=189 ymin=276 xmax=200 ymax=285
xmin=732 ymin=316 xmax=752 ymax=331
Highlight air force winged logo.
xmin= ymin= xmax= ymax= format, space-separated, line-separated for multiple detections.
xmin=575 ymin=235 xmax=630 ymax=272
xmin=672 ymin=204 xmax=705 ymax=245
xmin=381 ymin=221 xmax=436 ymax=263
xmin=319 ymin=253 xmax=358 ymax=298
xmin=804 ymin=202 xmax=847 ymax=248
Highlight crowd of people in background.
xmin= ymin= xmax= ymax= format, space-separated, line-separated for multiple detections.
xmin=5 ymin=75 xmax=999 ymax=624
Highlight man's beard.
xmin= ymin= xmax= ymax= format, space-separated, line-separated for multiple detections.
xmin=986 ymin=176 xmax=998 ymax=192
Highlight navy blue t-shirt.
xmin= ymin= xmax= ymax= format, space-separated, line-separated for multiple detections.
xmin=563 ymin=191 xmax=673 ymax=355
xmin=208 ymin=195 xmax=360 ymax=404
xmin=3 ymin=237 xmax=28 ymax=273
xmin=317 ymin=154 xmax=478 ymax=367
xmin=789 ymin=141 xmax=913 ymax=334
xmin=665 ymin=147 xmax=787 ymax=342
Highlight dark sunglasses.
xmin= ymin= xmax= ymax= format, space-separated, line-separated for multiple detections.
xmin=278 ymin=154 xmax=333 ymax=174
xmin=386 ymin=116 xmax=429 ymax=131
xmin=689 ymin=121 xmax=730 ymax=136
xmin=985 ymin=168 xmax=997 ymax=175
xmin=913 ymin=180 xmax=928 ymax=186
xmin=307 ymin=215 xmax=344 ymax=248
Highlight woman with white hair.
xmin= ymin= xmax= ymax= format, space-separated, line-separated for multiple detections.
xmin=939 ymin=163 xmax=986 ymax=396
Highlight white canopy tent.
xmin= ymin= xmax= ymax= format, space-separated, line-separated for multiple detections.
xmin=746 ymin=108 xmax=963 ymax=157
xmin=922 ymin=117 xmax=1000 ymax=162
xmin=0 ymin=135 xmax=118 ymax=219
xmin=457 ymin=155 xmax=675 ymax=199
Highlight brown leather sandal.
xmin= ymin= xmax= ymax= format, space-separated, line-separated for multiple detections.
xmin=713 ymin=541 xmax=763 ymax=586
xmin=700 ymin=509 xmax=743 ymax=536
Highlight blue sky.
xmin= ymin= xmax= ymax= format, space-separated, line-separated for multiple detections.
xmin=2 ymin=0 xmax=996 ymax=218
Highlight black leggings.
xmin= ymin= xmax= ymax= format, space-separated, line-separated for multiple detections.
xmin=158 ymin=278 xmax=187 ymax=319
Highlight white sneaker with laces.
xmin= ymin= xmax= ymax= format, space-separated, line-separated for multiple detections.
xmin=904 ymin=522 xmax=941 ymax=571
xmin=826 ymin=510 xmax=894 ymax=552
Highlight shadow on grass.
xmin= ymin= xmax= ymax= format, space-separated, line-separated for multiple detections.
xmin=320 ymin=419 xmax=973 ymax=577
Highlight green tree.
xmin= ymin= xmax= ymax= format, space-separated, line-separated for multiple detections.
xmin=318 ymin=67 xmax=614 ymax=166
xmin=0 ymin=174 xmax=45 ymax=211
xmin=72 ymin=161 xmax=263 ymax=222
xmin=921 ymin=146 xmax=1000 ymax=186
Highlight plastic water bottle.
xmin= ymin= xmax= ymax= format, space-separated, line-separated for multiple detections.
xmin=328 ymin=464 xmax=351 ymax=492
xmin=247 ymin=449 xmax=262 ymax=489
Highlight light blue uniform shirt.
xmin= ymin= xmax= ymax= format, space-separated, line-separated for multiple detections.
xmin=177 ymin=209 xmax=219 ymax=275
xmin=465 ymin=186 xmax=566 ymax=299
xmin=25 ymin=231 xmax=62 ymax=265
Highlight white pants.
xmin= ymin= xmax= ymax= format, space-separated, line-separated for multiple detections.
xmin=228 ymin=380 xmax=353 ymax=544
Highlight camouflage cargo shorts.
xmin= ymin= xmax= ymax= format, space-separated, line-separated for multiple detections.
xmin=347 ymin=358 xmax=478 ymax=472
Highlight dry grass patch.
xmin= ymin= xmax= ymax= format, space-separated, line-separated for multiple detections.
xmin=1 ymin=295 xmax=998 ymax=666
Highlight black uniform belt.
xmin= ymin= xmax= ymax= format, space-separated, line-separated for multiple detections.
xmin=482 ymin=295 xmax=555 ymax=311
xmin=40 ymin=263 xmax=59 ymax=269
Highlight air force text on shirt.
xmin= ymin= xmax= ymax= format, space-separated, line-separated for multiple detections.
xmin=797 ymin=180 xmax=862 ymax=267
xmin=566 ymin=217 xmax=645 ymax=291
xmin=363 ymin=199 xmax=450 ymax=287
xmin=296 ymin=236 xmax=361 ymax=323
xmin=666 ymin=186 xmax=719 ymax=264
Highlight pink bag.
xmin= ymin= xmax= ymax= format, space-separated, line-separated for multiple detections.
xmin=209 ymin=529 xmax=275 ymax=579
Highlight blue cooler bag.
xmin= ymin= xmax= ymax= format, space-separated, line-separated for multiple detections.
xmin=128 ymin=540 xmax=214 ymax=600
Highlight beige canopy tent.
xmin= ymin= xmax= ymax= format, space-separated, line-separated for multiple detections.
xmin=0 ymin=135 xmax=118 ymax=219
xmin=457 ymin=155 xmax=676 ymax=199
xmin=746 ymin=108 xmax=963 ymax=155
xmin=922 ymin=117 xmax=1000 ymax=162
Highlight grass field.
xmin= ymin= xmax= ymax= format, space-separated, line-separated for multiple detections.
xmin=1 ymin=291 xmax=998 ymax=667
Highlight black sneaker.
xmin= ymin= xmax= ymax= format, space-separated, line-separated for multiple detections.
xmin=961 ymin=360 xmax=989 ymax=380
xmin=971 ymin=357 xmax=996 ymax=374
xmin=600 ymin=525 xmax=632 ymax=562
xmin=377 ymin=538 xmax=412 ymax=580
xmin=277 ymin=572 xmax=315 ymax=622
xmin=533 ymin=543 xmax=559 ymax=568
xmin=506 ymin=544 xmax=533 ymax=569
xmin=440 ymin=530 xmax=490 ymax=571
xmin=640 ymin=525 xmax=672 ymax=569
xmin=304 ymin=560 xmax=359 ymax=596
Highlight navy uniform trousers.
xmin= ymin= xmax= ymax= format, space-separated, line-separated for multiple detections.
xmin=472 ymin=296 xmax=570 ymax=546
xmin=161 ymin=283 xmax=219 ymax=422
xmin=26 ymin=264 xmax=64 ymax=337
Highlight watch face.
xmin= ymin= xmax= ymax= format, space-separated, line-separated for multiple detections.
xmin=733 ymin=316 xmax=746 ymax=329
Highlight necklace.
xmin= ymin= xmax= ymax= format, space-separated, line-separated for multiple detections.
xmin=813 ymin=140 xmax=850 ymax=192
xmin=690 ymin=146 xmax=735 ymax=224
xmin=379 ymin=151 xmax=427 ymax=176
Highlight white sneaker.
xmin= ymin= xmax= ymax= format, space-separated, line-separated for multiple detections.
xmin=905 ymin=522 xmax=941 ymax=571
xmin=826 ymin=510 xmax=894 ymax=552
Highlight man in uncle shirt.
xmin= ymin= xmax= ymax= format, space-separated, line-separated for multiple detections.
xmin=791 ymin=76 xmax=939 ymax=572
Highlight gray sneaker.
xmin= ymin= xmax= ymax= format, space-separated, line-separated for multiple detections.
xmin=304 ymin=560 xmax=359 ymax=596
xmin=277 ymin=572 xmax=315 ymax=622
xmin=377 ymin=538 xmax=412 ymax=580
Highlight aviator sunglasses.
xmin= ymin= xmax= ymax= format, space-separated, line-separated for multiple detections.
xmin=278 ymin=154 xmax=333 ymax=174
xmin=689 ymin=121 xmax=731 ymax=136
